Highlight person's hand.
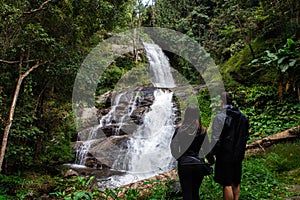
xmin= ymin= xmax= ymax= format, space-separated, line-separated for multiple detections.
xmin=206 ymin=153 xmax=215 ymax=165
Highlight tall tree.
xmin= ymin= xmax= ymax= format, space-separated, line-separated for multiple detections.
xmin=0 ymin=0 xmax=53 ymax=172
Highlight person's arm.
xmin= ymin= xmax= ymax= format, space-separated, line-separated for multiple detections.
xmin=233 ymin=114 xmax=250 ymax=161
xmin=199 ymin=128 xmax=215 ymax=165
xmin=170 ymin=127 xmax=180 ymax=159
xmin=210 ymin=113 xmax=226 ymax=155
xmin=205 ymin=151 xmax=215 ymax=165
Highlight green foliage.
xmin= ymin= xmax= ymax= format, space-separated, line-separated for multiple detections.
xmin=124 ymin=188 xmax=140 ymax=199
xmin=249 ymin=38 xmax=300 ymax=99
xmin=50 ymin=176 xmax=98 ymax=199
xmin=39 ymin=102 xmax=76 ymax=165
xmin=0 ymin=173 xmax=29 ymax=199
xmin=0 ymin=172 xmax=56 ymax=199
xmin=143 ymin=180 xmax=174 ymax=199
xmin=241 ymin=157 xmax=291 ymax=199
xmin=0 ymin=0 xmax=135 ymax=172
xmin=5 ymin=92 xmax=43 ymax=168
xmin=2 ymin=142 xmax=300 ymax=199
xmin=98 ymin=65 xmax=125 ymax=91
xmin=103 ymin=187 xmax=123 ymax=199
xmin=265 ymin=141 xmax=300 ymax=174
xmin=18 ymin=23 xmax=57 ymax=59
xmin=220 ymin=37 xmax=291 ymax=86
xmin=171 ymin=55 xmax=202 ymax=85
xmin=96 ymin=56 xmax=149 ymax=98
xmin=197 ymin=89 xmax=218 ymax=128
xmin=232 ymin=85 xmax=300 ymax=142
xmin=256 ymin=0 xmax=300 ymax=39
xmin=154 ymin=0 xmax=214 ymax=42
xmin=203 ymin=0 xmax=260 ymax=63
xmin=250 ymin=38 xmax=299 ymax=72
xmin=200 ymin=175 xmax=222 ymax=199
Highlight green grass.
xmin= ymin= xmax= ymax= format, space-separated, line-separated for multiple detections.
xmin=198 ymin=141 xmax=300 ymax=199
xmin=1 ymin=142 xmax=300 ymax=199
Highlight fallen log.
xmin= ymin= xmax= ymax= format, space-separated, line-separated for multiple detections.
xmin=246 ymin=125 xmax=300 ymax=154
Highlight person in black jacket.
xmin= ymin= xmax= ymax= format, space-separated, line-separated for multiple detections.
xmin=171 ymin=104 xmax=214 ymax=200
xmin=211 ymin=92 xmax=249 ymax=200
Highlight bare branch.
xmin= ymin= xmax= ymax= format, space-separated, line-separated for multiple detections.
xmin=22 ymin=0 xmax=52 ymax=14
xmin=0 ymin=60 xmax=19 ymax=64
xmin=22 ymin=61 xmax=47 ymax=78
xmin=0 ymin=59 xmax=36 ymax=64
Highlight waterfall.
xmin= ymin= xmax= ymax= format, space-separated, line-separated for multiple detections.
xmin=99 ymin=92 xmax=126 ymax=128
xmin=105 ymin=42 xmax=177 ymax=187
xmin=124 ymin=89 xmax=176 ymax=173
xmin=74 ymin=42 xmax=177 ymax=188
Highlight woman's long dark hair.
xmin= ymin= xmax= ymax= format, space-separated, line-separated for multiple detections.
xmin=178 ymin=104 xmax=202 ymax=136
xmin=171 ymin=104 xmax=206 ymax=159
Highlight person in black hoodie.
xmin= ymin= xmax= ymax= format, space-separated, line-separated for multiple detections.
xmin=171 ymin=104 xmax=214 ymax=200
xmin=211 ymin=92 xmax=249 ymax=200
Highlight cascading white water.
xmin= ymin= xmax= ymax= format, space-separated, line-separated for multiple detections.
xmin=115 ymin=90 xmax=140 ymax=135
xmin=102 ymin=42 xmax=177 ymax=187
xmin=75 ymin=126 xmax=100 ymax=165
xmin=111 ymin=89 xmax=176 ymax=172
xmin=111 ymin=42 xmax=177 ymax=173
xmin=126 ymin=89 xmax=175 ymax=173
xmin=99 ymin=92 xmax=126 ymax=128
xmin=105 ymin=89 xmax=176 ymax=188
xmin=143 ymin=42 xmax=175 ymax=88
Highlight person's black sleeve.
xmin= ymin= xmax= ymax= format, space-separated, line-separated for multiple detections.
xmin=211 ymin=113 xmax=226 ymax=155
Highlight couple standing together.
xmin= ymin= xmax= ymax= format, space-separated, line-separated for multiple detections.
xmin=171 ymin=92 xmax=249 ymax=200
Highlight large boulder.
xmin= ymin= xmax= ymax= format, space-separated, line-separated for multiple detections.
xmin=88 ymin=135 xmax=130 ymax=168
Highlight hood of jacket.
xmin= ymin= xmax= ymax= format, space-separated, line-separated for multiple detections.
xmin=223 ymin=105 xmax=241 ymax=127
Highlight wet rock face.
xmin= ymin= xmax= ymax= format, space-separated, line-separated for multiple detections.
xmin=76 ymin=107 xmax=99 ymax=131
xmin=97 ymin=86 xmax=161 ymax=137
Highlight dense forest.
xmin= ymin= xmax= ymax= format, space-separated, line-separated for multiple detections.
xmin=0 ymin=0 xmax=300 ymax=199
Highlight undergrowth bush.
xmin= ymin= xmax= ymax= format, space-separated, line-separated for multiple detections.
xmin=232 ymin=85 xmax=298 ymax=142
xmin=265 ymin=141 xmax=300 ymax=175
xmin=241 ymin=156 xmax=292 ymax=199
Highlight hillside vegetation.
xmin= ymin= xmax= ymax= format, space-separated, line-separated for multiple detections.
xmin=0 ymin=0 xmax=299 ymax=199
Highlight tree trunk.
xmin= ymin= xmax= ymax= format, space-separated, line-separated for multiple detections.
xmin=0 ymin=62 xmax=45 ymax=172
xmin=0 ymin=75 xmax=24 ymax=172
xmin=248 ymin=43 xmax=255 ymax=59
xmin=278 ymin=82 xmax=284 ymax=103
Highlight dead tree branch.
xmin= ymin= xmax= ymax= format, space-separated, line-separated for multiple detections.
xmin=22 ymin=0 xmax=52 ymax=14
